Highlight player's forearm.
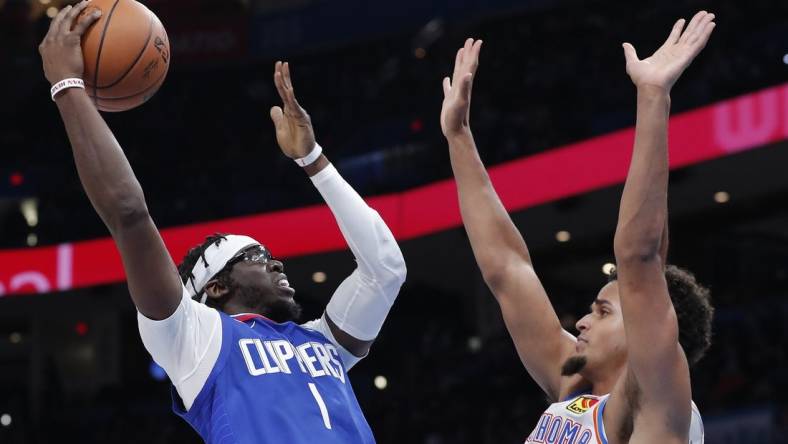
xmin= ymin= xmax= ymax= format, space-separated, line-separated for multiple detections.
xmin=55 ymin=88 xmax=149 ymax=231
xmin=614 ymin=87 xmax=671 ymax=262
xmin=309 ymin=155 xmax=405 ymax=347
xmin=447 ymin=132 xmax=533 ymax=282
xmin=308 ymin=155 xmax=406 ymax=287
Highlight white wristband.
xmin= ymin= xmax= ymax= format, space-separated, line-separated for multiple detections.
xmin=294 ymin=143 xmax=323 ymax=167
xmin=51 ymin=78 xmax=85 ymax=101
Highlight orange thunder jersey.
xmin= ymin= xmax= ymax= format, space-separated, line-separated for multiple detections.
xmin=524 ymin=393 xmax=704 ymax=444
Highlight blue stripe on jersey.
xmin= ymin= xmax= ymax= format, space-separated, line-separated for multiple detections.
xmin=171 ymin=312 xmax=375 ymax=444
xmin=597 ymin=397 xmax=609 ymax=444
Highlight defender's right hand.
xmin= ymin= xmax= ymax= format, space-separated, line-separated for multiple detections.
xmin=440 ymin=38 xmax=482 ymax=139
xmin=623 ymin=11 xmax=716 ymax=93
xmin=38 ymin=0 xmax=101 ymax=85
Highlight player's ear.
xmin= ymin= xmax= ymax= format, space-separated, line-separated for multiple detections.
xmin=204 ymin=280 xmax=230 ymax=299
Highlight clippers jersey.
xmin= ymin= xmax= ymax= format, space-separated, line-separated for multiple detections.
xmin=172 ymin=312 xmax=375 ymax=444
xmin=525 ymin=393 xmax=704 ymax=444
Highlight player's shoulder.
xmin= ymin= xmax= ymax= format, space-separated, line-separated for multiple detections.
xmin=298 ymin=317 xmax=333 ymax=341
xmin=223 ymin=313 xmax=330 ymax=341
xmin=300 ymin=317 xmax=321 ymax=332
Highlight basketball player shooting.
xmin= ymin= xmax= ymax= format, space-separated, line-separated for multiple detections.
xmin=441 ymin=12 xmax=715 ymax=444
xmin=39 ymin=3 xmax=406 ymax=443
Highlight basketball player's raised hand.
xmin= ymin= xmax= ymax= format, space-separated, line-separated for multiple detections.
xmin=441 ymin=38 xmax=482 ymax=139
xmin=623 ymin=11 xmax=715 ymax=93
xmin=270 ymin=62 xmax=317 ymax=159
xmin=38 ymin=0 xmax=101 ymax=85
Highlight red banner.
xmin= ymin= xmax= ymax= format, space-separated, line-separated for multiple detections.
xmin=1 ymin=83 xmax=786 ymax=296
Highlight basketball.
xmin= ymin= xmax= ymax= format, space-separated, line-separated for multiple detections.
xmin=77 ymin=0 xmax=170 ymax=112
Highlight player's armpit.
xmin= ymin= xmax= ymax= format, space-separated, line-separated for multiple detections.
xmin=611 ymin=257 xmax=692 ymax=437
xmin=301 ymin=314 xmax=366 ymax=370
xmin=606 ymin=353 xmax=691 ymax=443
xmin=324 ymin=313 xmax=372 ymax=358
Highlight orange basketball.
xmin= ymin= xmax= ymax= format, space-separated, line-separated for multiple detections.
xmin=78 ymin=0 xmax=170 ymax=112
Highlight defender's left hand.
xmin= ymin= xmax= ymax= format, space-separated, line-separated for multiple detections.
xmin=441 ymin=38 xmax=482 ymax=139
xmin=270 ymin=61 xmax=316 ymax=159
xmin=623 ymin=11 xmax=716 ymax=93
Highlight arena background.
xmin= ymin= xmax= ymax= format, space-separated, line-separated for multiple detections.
xmin=1 ymin=0 xmax=786 ymax=442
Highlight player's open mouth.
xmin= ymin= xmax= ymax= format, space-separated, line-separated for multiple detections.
xmin=276 ymin=275 xmax=295 ymax=294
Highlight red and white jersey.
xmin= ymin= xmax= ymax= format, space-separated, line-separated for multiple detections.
xmin=524 ymin=393 xmax=704 ymax=444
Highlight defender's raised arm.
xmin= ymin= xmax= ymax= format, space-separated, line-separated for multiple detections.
xmin=612 ymin=11 xmax=716 ymax=441
xmin=441 ymin=39 xmax=576 ymax=401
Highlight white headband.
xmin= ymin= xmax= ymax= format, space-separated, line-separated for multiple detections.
xmin=187 ymin=234 xmax=261 ymax=303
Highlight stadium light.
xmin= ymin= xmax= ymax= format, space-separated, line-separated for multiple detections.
xmin=74 ymin=322 xmax=89 ymax=336
xmin=9 ymin=172 xmax=23 ymax=187
xmin=312 ymin=271 xmax=327 ymax=283
xmin=467 ymin=336 xmax=482 ymax=352
xmin=555 ymin=231 xmax=571 ymax=242
xmin=374 ymin=375 xmax=388 ymax=390
xmin=20 ymin=198 xmax=38 ymax=227
xmin=714 ymin=191 xmax=730 ymax=204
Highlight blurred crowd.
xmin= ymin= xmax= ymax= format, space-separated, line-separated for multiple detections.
xmin=0 ymin=0 xmax=785 ymax=248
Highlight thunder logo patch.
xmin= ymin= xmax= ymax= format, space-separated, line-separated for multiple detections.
xmin=566 ymin=396 xmax=599 ymax=415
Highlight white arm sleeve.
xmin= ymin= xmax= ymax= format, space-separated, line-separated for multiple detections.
xmin=309 ymin=163 xmax=407 ymax=342
xmin=137 ymin=286 xmax=222 ymax=411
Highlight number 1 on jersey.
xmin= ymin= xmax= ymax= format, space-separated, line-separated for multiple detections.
xmin=308 ymin=383 xmax=332 ymax=429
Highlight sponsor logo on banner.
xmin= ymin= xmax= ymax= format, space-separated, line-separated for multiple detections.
xmin=0 ymin=244 xmax=72 ymax=296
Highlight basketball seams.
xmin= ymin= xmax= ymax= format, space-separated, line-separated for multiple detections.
xmin=97 ymin=66 xmax=167 ymax=102
xmin=85 ymin=0 xmax=170 ymax=111
xmin=92 ymin=0 xmax=122 ymax=103
xmin=95 ymin=12 xmax=169 ymax=104
xmin=95 ymin=9 xmax=154 ymax=90
xmin=94 ymin=65 xmax=167 ymax=111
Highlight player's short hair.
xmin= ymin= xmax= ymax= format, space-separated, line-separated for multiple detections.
xmin=178 ymin=233 xmax=235 ymax=309
xmin=608 ymin=265 xmax=713 ymax=366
